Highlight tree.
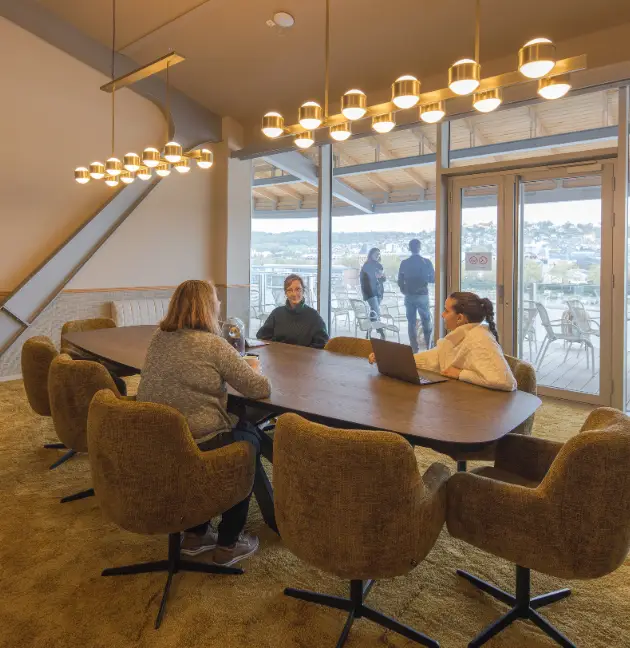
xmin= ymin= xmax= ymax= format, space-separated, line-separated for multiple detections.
xmin=548 ymin=260 xmax=578 ymax=284
xmin=523 ymin=259 xmax=543 ymax=285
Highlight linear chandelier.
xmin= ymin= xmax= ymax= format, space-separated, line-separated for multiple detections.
xmin=261 ymin=0 xmax=587 ymax=149
xmin=74 ymin=0 xmax=213 ymax=186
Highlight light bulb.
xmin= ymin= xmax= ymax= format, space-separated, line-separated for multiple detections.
xmin=142 ymin=147 xmax=161 ymax=168
xmin=155 ymin=163 xmax=171 ymax=177
xmin=106 ymin=157 xmax=122 ymax=176
xmin=473 ymin=88 xmax=502 ymax=113
xmin=330 ymin=123 xmax=351 ymax=142
xmin=164 ymin=142 xmax=182 ymax=163
xmin=341 ymin=89 xmax=367 ymax=120
xmin=74 ymin=167 xmax=90 ymax=184
xmin=89 ymin=162 xmax=105 ymax=179
xmin=448 ymin=59 xmax=481 ymax=95
xmin=137 ymin=166 xmax=152 ymax=180
xmin=538 ymin=74 xmax=571 ymax=100
xmin=105 ymin=176 xmax=119 ymax=187
xmin=392 ymin=75 xmax=421 ymax=109
xmin=120 ymin=171 xmax=135 ymax=184
xmin=197 ymin=149 xmax=213 ymax=169
xmin=372 ymin=113 xmax=395 ymax=134
xmin=519 ymin=38 xmax=556 ymax=79
xmin=419 ymin=101 xmax=446 ymax=124
xmin=262 ymin=112 xmax=284 ymax=138
xmin=174 ymin=158 xmax=190 ymax=173
xmin=299 ymin=101 xmax=323 ymax=130
xmin=123 ymin=153 xmax=141 ymax=172
xmin=295 ymin=131 xmax=314 ymax=149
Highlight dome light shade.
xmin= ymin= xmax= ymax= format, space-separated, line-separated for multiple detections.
xmin=164 ymin=142 xmax=183 ymax=163
xmin=372 ymin=113 xmax=395 ymax=134
xmin=105 ymin=176 xmax=119 ymax=187
xmin=106 ymin=157 xmax=122 ymax=176
xmin=538 ymin=74 xmax=571 ymax=100
xmin=330 ymin=123 xmax=351 ymax=141
xmin=155 ymin=163 xmax=171 ymax=177
xmin=137 ymin=166 xmax=152 ymax=181
xmin=295 ymin=131 xmax=315 ymax=149
xmin=174 ymin=158 xmax=191 ymax=173
xmin=197 ymin=149 xmax=214 ymax=169
xmin=448 ymin=59 xmax=481 ymax=95
xmin=392 ymin=75 xmax=421 ymax=109
xmin=419 ymin=101 xmax=446 ymax=123
xmin=123 ymin=153 xmax=141 ymax=172
xmin=519 ymin=38 xmax=556 ymax=79
xmin=473 ymin=88 xmax=502 ymax=113
xmin=262 ymin=112 xmax=285 ymax=138
xmin=120 ymin=171 xmax=135 ymax=184
xmin=299 ymin=101 xmax=323 ymax=130
xmin=89 ymin=162 xmax=105 ymax=179
xmin=341 ymin=89 xmax=367 ymax=120
xmin=74 ymin=167 xmax=90 ymax=184
xmin=142 ymin=147 xmax=161 ymax=168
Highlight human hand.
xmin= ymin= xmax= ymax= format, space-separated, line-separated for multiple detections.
xmin=368 ymin=353 xmax=376 ymax=364
xmin=441 ymin=366 xmax=461 ymax=379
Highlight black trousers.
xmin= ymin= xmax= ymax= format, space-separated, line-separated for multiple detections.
xmin=187 ymin=422 xmax=261 ymax=547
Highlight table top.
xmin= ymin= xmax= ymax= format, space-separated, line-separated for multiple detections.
xmin=63 ymin=325 xmax=541 ymax=452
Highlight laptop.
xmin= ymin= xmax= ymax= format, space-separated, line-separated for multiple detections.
xmin=370 ymin=338 xmax=448 ymax=386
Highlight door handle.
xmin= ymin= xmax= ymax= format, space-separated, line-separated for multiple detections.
xmin=497 ymin=285 xmax=504 ymax=305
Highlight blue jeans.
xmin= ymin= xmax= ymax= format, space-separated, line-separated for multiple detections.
xmin=404 ymin=294 xmax=432 ymax=353
xmin=366 ymin=296 xmax=384 ymax=339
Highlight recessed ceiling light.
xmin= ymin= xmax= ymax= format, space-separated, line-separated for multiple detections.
xmin=272 ymin=11 xmax=295 ymax=28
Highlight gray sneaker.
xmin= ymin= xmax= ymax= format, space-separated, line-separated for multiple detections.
xmin=212 ymin=533 xmax=259 ymax=567
xmin=180 ymin=526 xmax=218 ymax=556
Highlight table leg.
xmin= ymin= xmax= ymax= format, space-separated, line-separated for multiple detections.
xmin=254 ymin=456 xmax=278 ymax=534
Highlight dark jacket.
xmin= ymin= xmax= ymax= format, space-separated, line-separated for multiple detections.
xmin=397 ymin=254 xmax=435 ymax=296
xmin=256 ymin=300 xmax=329 ymax=349
xmin=360 ymin=259 xmax=385 ymax=300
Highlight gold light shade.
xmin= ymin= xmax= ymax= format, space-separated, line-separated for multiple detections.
xmin=473 ymin=88 xmax=502 ymax=113
xmin=74 ymin=167 xmax=90 ymax=184
xmin=341 ymin=89 xmax=367 ymax=120
xmin=519 ymin=38 xmax=556 ymax=79
xmin=174 ymin=158 xmax=190 ymax=173
xmin=137 ymin=166 xmax=152 ymax=180
xmin=448 ymin=59 xmax=481 ymax=95
xmin=164 ymin=141 xmax=183 ymax=163
xmin=262 ymin=112 xmax=285 ymax=138
xmin=419 ymin=101 xmax=446 ymax=123
xmin=197 ymin=149 xmax=213 ymax=169
xmin=106 ymin=157 xmax=122 ymax=176
xmin=120 ymin=170 xmax=135 ymax=184
xmin=123 ymin=153 xmax=141 ymax=172
xmin=155 ymin=162 xmax=171 ymax=177
xmin=105 ymin=176 xmax=119 ymax=187
xmin=392 ymin=75 xmax=421 ymax=109
xmin=538 ymin=73 xmax=571 ymax=100
xmin=372 ymin=113 xmax=395 ymax=134
xmin=89 ymin=162 xmax=105 ymax=179
xmin=295 ymin=131 xmax=315 ymax=149
xmin=299 ymin=101 xmax=323 ymax=130
xmin=330 ymin=123 xmax=351 ymax=142
xmin=142 ymin=147 xmax=161 ymax=168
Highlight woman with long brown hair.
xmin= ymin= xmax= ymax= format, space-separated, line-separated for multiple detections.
xmin=137 ymin=279 xmax=271 ymax=566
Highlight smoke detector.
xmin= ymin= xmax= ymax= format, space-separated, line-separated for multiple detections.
xmin=267 ymin=11 xmax=295 ymax=29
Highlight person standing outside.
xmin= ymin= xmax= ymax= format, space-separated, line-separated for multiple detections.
xmin=360 ymin=248 xmax=386 ymax=336
xmin=398 ymin=238 xmax=435 ymax=352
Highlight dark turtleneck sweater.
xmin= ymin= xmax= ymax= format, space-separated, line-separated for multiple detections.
xmin=256 ymin=300 xmax=329 ymax=349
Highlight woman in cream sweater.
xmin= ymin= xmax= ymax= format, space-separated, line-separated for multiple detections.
xmin=371 ymin=291 xmax=516 ymax=392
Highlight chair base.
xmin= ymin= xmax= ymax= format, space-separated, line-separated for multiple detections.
xmin=44 ymin=442 xmax=66 ymax=449
xmin=60 ymin=487 xmax=95 ymax=504
xmin=285 ymin=579 xmax=439 ymax=648
xmin=48 ymin=449 xmax=77 ymax=470
xmin=457 ymin=460 xmax=467 ymax=473
xmin=102 ymin=532 xmax=243 ymax=629
xmin=458 ymin=566 xmax=573 ymax=648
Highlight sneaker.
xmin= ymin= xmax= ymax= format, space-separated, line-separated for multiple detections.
xmin=180 ymin=526 xmax=218 ymax=556
xmin=212 ymin=533 xmax=259 ymax=567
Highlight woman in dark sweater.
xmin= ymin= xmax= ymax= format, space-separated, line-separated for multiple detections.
xmin=256 ymin=274 xmax=329 ymax=349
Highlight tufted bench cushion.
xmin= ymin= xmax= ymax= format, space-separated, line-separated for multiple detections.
xmin=110 ymin=298 xmax=171 ymax=327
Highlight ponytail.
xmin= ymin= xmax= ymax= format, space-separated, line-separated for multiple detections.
xmin=449 ymin=292 xmax=500 ymax=342
xmin=481 ymin=298 xmax=499 ymax=342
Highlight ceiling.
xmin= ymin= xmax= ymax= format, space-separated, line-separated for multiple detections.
xmin=39 ymin=0 xmax=630 ymax=137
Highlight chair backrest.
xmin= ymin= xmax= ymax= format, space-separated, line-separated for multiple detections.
xmin=61 ymin=318 xmax=116 ymax=354
xmin=504 ymin=355 xmax=537 ymax=436
xmin=566 ymin=299 xmax=591 ymax=334
xmin=48 ymin=354 xmax=120 ymax=452
xmin=325 ymin=336 xmax=373 ymax=358
xmin=541 ymin=407 xmax=630 ymax=578
xmin=87 ymin=390 xmax=255 ymax=535
xmin=274 ymin=413 xmax=439 ymax=580
xmin=534 ymin=302 xmax=556 ymax=338
xmin=110 ymin=298 xmax=170 ymax=327
xmin=349 ymin=299 xmax=368 ymax=319
xmin=21 ymin=336 xmax=58 ymax=416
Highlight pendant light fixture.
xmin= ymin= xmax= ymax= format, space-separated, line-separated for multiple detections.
xmin=392 ymin=75 xmax=421 ymax=109
xmin=74 ymin=167 xmax=90 ymax=184
xmin=341 ymin=89 xmax=367 ymax=120
xmin=448 ymin=0 xmax=481 ymax=96
xmin=89 ymin=162 xmax=105 ymax=179
xmin=299 ymin=101 xmax=323 ymax=129
xmin=519 ymin=38 xmax=556 ymax=79
xmin=330 ymin=123 xmax=351 ymax=141
xmin=473 ymin=87 xmax=502 ymax=113
xmin=120 ymin=170 xmax=135 ymax=184
xmin=137 ymin=166 xmax=152 ymax=181
xmin=295 ymin=131 xmax=315 ymax=149
xmin=372 ymin=113 xmax=395 ymax=134
xmin=173 ymin=158 xmax=191 ymax=173
xmin=262 ymin=112 xmax=285 ymax=138
xmin=419 ymin=101 xmax=446 ymax=124
xmin=538 ymin=73 xmax=571 ymax=100
xmin=155 ymin=163 xmax=171 ymax=177
xmin=123 ymin=153 xmax=141 ymax=172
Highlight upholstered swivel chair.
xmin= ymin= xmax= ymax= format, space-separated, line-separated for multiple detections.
xmin=20 ymin=336 xmax=70 ymax=467
xmin=48 ymin=354 xmax=127 ymax=502
xmin=274 ymin=412 xmax=450 ymax=648
xmin=87 ymin=390 xmax=255 ymax=629
xmin=451 ymin=354 xmax=537 ymax=472
xmin=324 ymin=336 xmax=373 ymax=358
xmin=447 ymin=407 xmax=630 ymax=648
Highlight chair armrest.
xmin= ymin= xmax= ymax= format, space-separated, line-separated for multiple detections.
xmin=494 ymin=434 xmax=563 ymax=483
xmin=120 ymin=395 xmax=137 ymax=402
xmin=580 ymin=407 xmax=626 ymax=432
xmin=422 ymin=462 xmax=451 ymax=495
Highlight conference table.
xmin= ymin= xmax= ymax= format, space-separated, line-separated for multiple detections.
xmin=63 ymin=325 xmax=541 ymax=531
